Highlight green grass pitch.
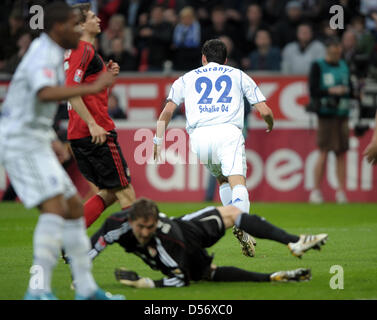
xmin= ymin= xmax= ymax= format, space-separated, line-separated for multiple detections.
xmin=0 ymin=201 xmax=376 ymax=300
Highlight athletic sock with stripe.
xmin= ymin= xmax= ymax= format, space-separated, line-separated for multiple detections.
xmin=235 ymin=213 xmax=300 ymax=245
xmin=28 ymin=213 xmax=64 ymax=295
xmin=63 ymin=217 xmax=98 ymax=297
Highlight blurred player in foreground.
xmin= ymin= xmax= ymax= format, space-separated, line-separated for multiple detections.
xmin=364 ymin=111 xmax=377 ymax=165
xmin=154 ymin=39 xmax=274 ymax=258
xmin=64 ymin=3 xmax=135 ymax=228
xmin=0 ymin=2 xmax=123 ymax=300
xmin=88 ymin=198 xmax=328 ymax=288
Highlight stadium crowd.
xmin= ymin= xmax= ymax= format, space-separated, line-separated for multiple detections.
xmin=0 ymin=0 xmax=376 ymax=74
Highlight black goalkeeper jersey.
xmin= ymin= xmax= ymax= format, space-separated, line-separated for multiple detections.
xmin=89 ymin=207 xmax=223 ymax=287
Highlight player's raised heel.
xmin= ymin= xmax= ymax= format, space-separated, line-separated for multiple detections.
xmin=270 ymin=268 xmax=311 ymax=282
xmin=232 ymin=226 xmax=256 ymax=257
xmin=24 ymin=291 xmax=58 ymax=300
xmin=75 ymin=288 xmax=125 ymax=300
xmin=288 ymin=234 xmax=328 ymax=258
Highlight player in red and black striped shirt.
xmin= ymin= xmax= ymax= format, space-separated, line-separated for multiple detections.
xmin=64 ymin=3 xmax=135 ymax=227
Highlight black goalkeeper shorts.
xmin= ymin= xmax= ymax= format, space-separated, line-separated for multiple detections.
xmin=177 ymin=207 xmax=226 ymax=249
xmin=70 ymin=130 xmax=131 ymax=190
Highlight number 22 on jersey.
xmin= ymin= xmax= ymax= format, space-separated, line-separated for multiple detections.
xmin=195 ymin=75 xmax=233 ymax=105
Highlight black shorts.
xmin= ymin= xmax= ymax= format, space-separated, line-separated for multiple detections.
xmin=70 ymin=131 xmax=131 ymax=190
xmin=176 ymin=207 xmax=225 ymax=281
xmin=177 ymin=207 xmax=225 ymax=250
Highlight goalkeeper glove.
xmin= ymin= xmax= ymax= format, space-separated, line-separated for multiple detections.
xmin=114 ymin=268 xmax=155 ymax=289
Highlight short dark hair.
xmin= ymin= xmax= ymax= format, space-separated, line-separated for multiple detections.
xmin=325 ymin=36 xmax=341 ymax=48
xmin=129 ymin=198 xmax=159 ymax=222
xmin=44 ymin=1 xmax=74 ymax=33
xmin=202 ymin=39 xmax=227 ymax=64
xmin=72 ymin=2 xmax=91 ymax=24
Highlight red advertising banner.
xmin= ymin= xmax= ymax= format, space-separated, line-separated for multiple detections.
xmin=114 ymin=127 xmax=376 ymax=203
xmin=0 ymin=127 xmax=376 ymax=203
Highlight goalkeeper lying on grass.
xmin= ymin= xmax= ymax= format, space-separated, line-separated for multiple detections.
xmin=87 ymin=198 xmax=328 ymax=288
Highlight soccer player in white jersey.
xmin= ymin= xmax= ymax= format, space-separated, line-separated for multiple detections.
xmin=0 ymin=2 xmax=124 ymax=300
xmin=153 ymin=39 xmax=274 ymax=257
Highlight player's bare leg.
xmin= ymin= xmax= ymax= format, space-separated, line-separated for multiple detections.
xmin=227 ymin=175 xmax=256 ymax=257
xmin=335 ymin=152 xmax=348 ymax=203
xmin=309 ymin=150 xmax=327 ymax=203
xmin=114 ymin=184 xmax=136 ymax=209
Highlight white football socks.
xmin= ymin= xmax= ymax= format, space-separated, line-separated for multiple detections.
xmin=29 ymin=213 xmax=64 ymax=295
xmin=219 ymin=183 xmax=232 ymax=206
xmin=231 ymin=184 xmax=250 ymax=213
xmin=62 ymin=218 xmax=97 ymax=297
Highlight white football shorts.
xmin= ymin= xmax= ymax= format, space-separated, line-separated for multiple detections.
xmin=2 ymin=145 xmax=77 ymax=208
xmin=189 ymin=123 xmax=246 ymax=178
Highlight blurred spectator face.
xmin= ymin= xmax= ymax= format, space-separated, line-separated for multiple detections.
xmin=247 ymin=4 xmax=262 ymax=24
xmin=108 ymin=94 xmax=119 ymax=111
xmin=164 ymin=8 xmax=178 ymax=25
xmin=17 ymin=33 xmax=32 ymax=51
xmin=286 ymin=2 xmax=302 ymax=21
xmin=321 ymin=23 xmax=338 ymax=38
xmin=255 ymin=30 xmax=271 ymax=49
xmin=351 ymin=17 xmax=365 ymax=33
xmin=180 ymin=7 xmax=195 ymax=26
xmin=297 ymin=24 xmax=312 ymax=45
xmin=150 ymin=6 xmax=164 ymax=25
xmin=327 ymin=43 xmax=343 ymax=62
xmin=111 ymin=38 xmax=124 ymax=55
xmin=342 ymin=31 xmax=357 ymax=51
xmin=109 ymin=15 xmax=125 ymax=33
xmin=139 ymin=13 xmax=148 ymax=26
xmin=84 ymin=10 xmax=101 ymax=35
xmin=211 ymin=9 xmax=226 ymax=26
xmin=219 ymin=36 xmax=233 ymax=55
xmin=9 ymin=11 xmax=24 ymax=32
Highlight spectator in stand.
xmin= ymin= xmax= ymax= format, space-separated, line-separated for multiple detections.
xmin=97 ymin=0 xmax=122 ymax=30
xmin=218 ymin=35 xmax=242 ymax=69
xmin=349 ymin=15 xmax=375 ymax=63
xmin=246 ymin=29 xmax=281 ymax=71
xmin=201 ymin=5 xmax=240 ymax=45
xmin=262 ymin=0 xmax=290 ymax=25
xmin=118 ymin=0 xmax=152 ymax=30
xmin=172 ymin=6 xmax=202 ymax=71
xmin=156 ymin=0 xmax=186 ymax=11
xmin=281 ymin=23 xmax=326 ymax=74
xmin=163 ymin=7 xmax=178 ymax=26
xmin=317 ymin=19 xmax=339 ymax=44
xmin=360 ymin=0 xmax=377 ymax=34
xmin=242 ymin=3 xmax=269 ymax=55
xmin=2 ymin=32 xmax=32 ymax=74
xmin=341 ymin=29 xmax=358 ymax=71
xmin=0 ymin=8 xmax=25 ymax=71
xmin=299 ymin=0 xmax=328 ymax=23
xmin=107 ymin=37 xmax=138 ymax=71
xmin=135 ymin=5 xmax=174 ymax=71
xmin=271 ymin=0 xmax=304 ymax=49
xmin=108 ymin=93 xmax=127 ymax=119
xmin=100 ymin=14 xmax=135 ymax=58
